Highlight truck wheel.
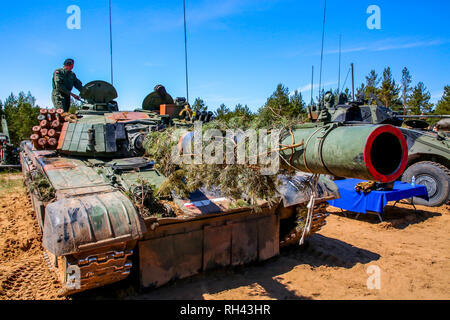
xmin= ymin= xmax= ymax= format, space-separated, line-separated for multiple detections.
xmin=401 ymin=161 xmax=450 ymax=207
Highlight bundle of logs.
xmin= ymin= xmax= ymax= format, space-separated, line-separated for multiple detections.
xmin=30 ymin=108 xmax=77 ymax=150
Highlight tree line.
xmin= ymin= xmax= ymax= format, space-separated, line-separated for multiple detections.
xmin=0 ymin=92 xmax=41 ymax=146
xmin=1 ymin=67 xmax=449 ymax=147
xmin=193 ymin=67 xmax=449 ymax=120
xmin=355 ymin=67 xmax=439 ymax=115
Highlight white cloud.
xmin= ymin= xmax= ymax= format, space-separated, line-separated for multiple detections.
xmin=292 ymin=81 xmax=338 ymax=94
xmin=325 ymin=38 xmax=448 ymax=55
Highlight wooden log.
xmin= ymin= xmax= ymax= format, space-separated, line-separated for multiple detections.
xmin=40 ymin=120 xmax=50 ymax=128
xmin=48 ymin=108 xmax=56 ymax=118
xmin=32 ymin=126 xmax=41 ymax=134
xmin=48 ymin=138 xmax=58 ymax=148
xmin=40 ymin=128 xmax=48 ymax=137
xmin=48 ymin=129 xmax=59 ymax=138
xmin=38 ymin=138 xmax=48 ymax=149
xmin=30 ymin=134 xmax=40 ymax=149
xmin=51 ymin=120 xmax=62 ymax=130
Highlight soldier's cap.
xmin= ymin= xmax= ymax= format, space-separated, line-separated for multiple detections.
xmin=64 ymin=59 xmax=75 ymax=66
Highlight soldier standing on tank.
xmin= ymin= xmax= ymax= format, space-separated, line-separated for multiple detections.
xmin=52 ymin=59 xmax=83 ymax=112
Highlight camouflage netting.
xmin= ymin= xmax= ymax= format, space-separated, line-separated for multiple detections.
xmin=27 ymin=172 xmax=55 ymax=202
xmin=144 ymin=115 xmax=305 ymax=209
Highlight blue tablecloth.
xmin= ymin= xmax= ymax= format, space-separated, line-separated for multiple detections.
xmin=327 ymin=179 xmax=429 ymax=214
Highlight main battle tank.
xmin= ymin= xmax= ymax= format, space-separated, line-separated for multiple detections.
xmin=21 ymin=81 xmax=409 ymax=295
xmin=309 ymin=91 xmax=450 ymax=207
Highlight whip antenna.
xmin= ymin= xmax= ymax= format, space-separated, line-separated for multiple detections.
xmin=318 ymin=0 xmax=327 ymax=104
xmin=310 ymin=66 xmax=314 ymax=106
xmin=342 ymin=66 xmax=351 ymax=91
xmin=183 ymin=0 xmax=190 ymax=104
xmin=338 ymin=34 xmax=342 ymax=94
xmin=109 ymin=0 xmax=114 ymax=85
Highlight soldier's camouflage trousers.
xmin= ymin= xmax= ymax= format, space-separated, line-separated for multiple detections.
xmin=52 ymin=91 xmax=71 ymax=113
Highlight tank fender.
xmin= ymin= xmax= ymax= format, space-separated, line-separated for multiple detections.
xmin=43 ymin=190 xmax=146 ymax=256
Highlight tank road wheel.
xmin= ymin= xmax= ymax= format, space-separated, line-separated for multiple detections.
xmin=402 ymin=161 xmax=450 ymax=207
xmin=43 ymin=244 xmax=135 ymax=296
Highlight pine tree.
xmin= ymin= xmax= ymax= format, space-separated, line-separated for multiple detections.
xmin=401 ymin=67 xmax=412 ymax=114
xmin=3 ymin=92 xmax=40 ymax=146
xmin=289 ymin=90 xmax=306 ymax=115
xmin=378 ymin=67 xmax=401 ymax=110
xmin=356 ymin=83 xmax=366 ymax=101
xmin=365 ymin=70 xmax=380 ymax=101
xmin=409 ymin=82 xmax=433 ymax=114
xmin=257 ymin=84 xmax=305 ymax=126
xmin=214 ymin=104 xmax=231 ymax=120
xmin=233 ymin=104 xmax=252 ymax=117
xmin=192 ymin=98 xmax=207 ymax=113
xmin=434 ymin=85 xmax=450 ymax=115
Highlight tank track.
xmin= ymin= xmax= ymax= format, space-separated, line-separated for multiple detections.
xmin=43 ymin=244 xmax=134 ymax=296
xmin=280 ymin=201 xmax=329 ymax=248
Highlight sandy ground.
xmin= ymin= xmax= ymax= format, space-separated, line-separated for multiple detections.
xmin=0 ymin=173 xmax=449 ymax=300
xmin=0 ymin=175 xmax=63 ymax=300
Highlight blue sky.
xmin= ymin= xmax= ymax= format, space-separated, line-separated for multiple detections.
xmin=0 ymin=0 xmax=449 ymax=112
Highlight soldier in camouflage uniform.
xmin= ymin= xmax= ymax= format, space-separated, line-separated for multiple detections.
xmin=142 ymin=85 xmax=174 ymax=111
xmin=52 ymin=59 xmax=83 ymax=112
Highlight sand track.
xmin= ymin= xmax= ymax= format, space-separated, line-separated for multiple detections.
xmin=0 ymin=179 xmax=64 ymax=300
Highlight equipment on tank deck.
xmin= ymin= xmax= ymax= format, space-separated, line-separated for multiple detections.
xmin=142 ymin=85 xmax=175 ymax=112
xmin=20 ymin=81 xmax=409 ymax=295
xmin=435 ymin=118 xmax=450 ymax=133
xmin=312 ymin=93 xmax=450 ymax=207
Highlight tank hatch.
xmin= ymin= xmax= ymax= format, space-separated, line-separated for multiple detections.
xmin=81 ymin=80 xmax=118 ymax=104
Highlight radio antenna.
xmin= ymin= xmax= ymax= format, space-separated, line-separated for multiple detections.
xmin=183 ymin=0 xmax=190 ymax=104
xmin=351 ymin=63 xmax=355 ymax=101
xmin=338 ymin=34 xmax=342 ymax=94
xmin=318 ymin=0 xmax=327 ymax=104
xmin=310 ymin=66 xmax=314 ymax=106
xmin=109 ymin=0 xmax=114 ymax=85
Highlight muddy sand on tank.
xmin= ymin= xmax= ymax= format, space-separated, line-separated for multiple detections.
xmin=0 ymin=173 xmax=448 ymax=300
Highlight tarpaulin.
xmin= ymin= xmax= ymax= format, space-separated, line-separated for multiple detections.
xmin=327 ymin=179 xmax=429 ymax=214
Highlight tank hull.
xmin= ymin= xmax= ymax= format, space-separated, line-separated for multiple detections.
xmin=20 ymin=141 xmax=332 ymax=295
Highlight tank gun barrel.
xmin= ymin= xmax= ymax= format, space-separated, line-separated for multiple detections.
xmin=180 ymin=123 xmax=408 ymax=183
xmin=279 ymin=124 xmax=408 ymax=183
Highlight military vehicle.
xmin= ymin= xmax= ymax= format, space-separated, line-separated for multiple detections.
xmin=0 ymin=116 xmax=20 ymax=169
xmin=307 ymin=91 xmax=450 ymax=207
xmin=20 ymin=81 xmax=409 ymax=295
